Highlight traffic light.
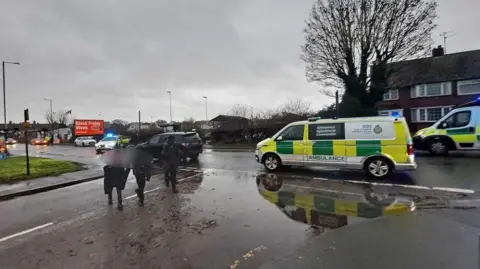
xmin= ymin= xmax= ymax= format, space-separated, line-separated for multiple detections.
xmin=24 ymin=109 xmax=29 ymax=121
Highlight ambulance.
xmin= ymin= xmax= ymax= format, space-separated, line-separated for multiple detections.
xmin=255 ymin=116 xmax=417 ymax=178
xmin=413 ymin=99 xmax=480 ymax=155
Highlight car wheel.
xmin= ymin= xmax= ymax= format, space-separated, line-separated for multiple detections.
xmin=74 ymin=143 xmax=78 ymax=147
xmin=427 ymin=139 xmax=449 ymax=156
xmin=365 ymin=157 xmax=392 ymax=179
xmin=82 ymin=142 xmax=86 ymax=147
xmin=190 ymin=153 xmax=199 ymax=160
xmin=263 ymin=154 xmax=281 ymax=172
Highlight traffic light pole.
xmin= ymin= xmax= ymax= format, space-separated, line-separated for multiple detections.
xmin=24 ymin=109 xmax=30 ymax=176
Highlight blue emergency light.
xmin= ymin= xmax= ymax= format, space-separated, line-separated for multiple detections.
xmin=106 ymin=133 xmax=114 ymax=138
xmin=391 ymin=111 xmax=400 ymax=117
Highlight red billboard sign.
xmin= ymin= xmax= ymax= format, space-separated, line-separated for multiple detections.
xmin=74 ymin=120 xmax=104 ymax=136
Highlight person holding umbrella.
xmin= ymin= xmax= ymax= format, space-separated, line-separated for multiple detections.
xmin=162 ymin=135 xmax=186 ymax=193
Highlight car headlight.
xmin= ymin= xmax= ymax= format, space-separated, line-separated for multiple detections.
xmin=415 ymin=130 xmax=425 ymax=137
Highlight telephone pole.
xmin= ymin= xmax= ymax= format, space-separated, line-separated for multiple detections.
xmin=439 ymin=31 xmax=456 ymax=54
xmin=167 ymin=90 xmax=172 ymax=122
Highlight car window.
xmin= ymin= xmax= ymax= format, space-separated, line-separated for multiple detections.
xmin=101 ymin=137 xmax=117 ymax=142
xmin=442 ymin=111 xmax=471 ymax=128
xmin=149 ymin=135 xmax=162 ymax=145
xmin=184 ymin=133 xmax=201 ymax=141
xmin=308 ymin=123 xmax=345 ymax=140
xmin=278 ymin=125 xmax=304 ymax=141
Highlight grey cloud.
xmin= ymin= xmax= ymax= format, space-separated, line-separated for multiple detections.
xmin=1 ymin=0 xmax=476 ymax=123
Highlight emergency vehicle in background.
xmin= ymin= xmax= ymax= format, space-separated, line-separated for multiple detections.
xmin=255 ymin=115 xmax=416 ymax=178
xmin=413 ymin=99 xmax=480 ymax=155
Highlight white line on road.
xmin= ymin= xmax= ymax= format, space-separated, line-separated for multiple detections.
xmin=0 ymin=222 xmax=54 ymax=243
xmin=313 ymin=177 xmax=475 ymax=194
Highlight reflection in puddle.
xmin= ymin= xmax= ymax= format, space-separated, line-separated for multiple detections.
xmin=256 ymin=173 xmax=416 ymax=232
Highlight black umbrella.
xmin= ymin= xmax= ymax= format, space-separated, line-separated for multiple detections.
xmin=100 ymin=147 xmax=154 ymax=168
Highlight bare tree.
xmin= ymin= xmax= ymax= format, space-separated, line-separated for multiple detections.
xmin=279 ymin=99 xmax=313 ymax=116
xmin=228 ymin=104 xmax=251 ymax=118
xmin=184 ymin=117 xmax=195 ymax=124
xmin=56 ymin=109 xmax=69 ymax=126
xmin=112 ymin=119 xmax=128 ymax=126
xmin=45 ymin=110 xmax=55 ymax=124
xmin=302 ymin=0 xmax=437 ymax=114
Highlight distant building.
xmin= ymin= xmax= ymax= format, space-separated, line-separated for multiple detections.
xmin=378 ymin=46 xmax=480 ymax=132
xmin=126 ymin=122 xmax=151 ymax=132
xmin=209 ymin=115 xmax=250 ymax=131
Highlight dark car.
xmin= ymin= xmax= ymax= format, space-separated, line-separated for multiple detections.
xmin=136 ymin=132 xmax=203 ymax=161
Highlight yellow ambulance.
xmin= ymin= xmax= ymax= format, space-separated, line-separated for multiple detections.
xmin=413 ymin=100 xmax=480 ymax=155
xmin=255 ymin=116 xmax=417 ymax=178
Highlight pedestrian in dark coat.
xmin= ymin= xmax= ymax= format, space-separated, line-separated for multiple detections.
xmin=103 ymin=164 xmax=130 ymax=210
xmin=132 ymin=165 xmax=151 ymax=206
xmin=162 ymin=136 xmax=186 ymax=193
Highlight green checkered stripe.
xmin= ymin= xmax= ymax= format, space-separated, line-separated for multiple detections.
xmin=277 ymin=140 xmax=383 ymax=156
xmin=311 ymin=140 xmax=383 ymax=156
xmin=276 ymin=191 xmax=384 ymax=218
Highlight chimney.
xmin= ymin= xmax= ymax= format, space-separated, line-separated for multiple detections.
xmin=432 ymin=45 xmax=445 ymax=57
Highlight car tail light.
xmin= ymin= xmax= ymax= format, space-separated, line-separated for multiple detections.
xmin=182 ymin=142 xmax=190 ymax=147
xmin=191 ymin=140 xmax=201 ymax=145
xmin=407 ymin=144 xmax=414 ymax=155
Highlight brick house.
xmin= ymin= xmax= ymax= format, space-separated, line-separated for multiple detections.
xmin=377 ymin=46 xmax=480 ymax=133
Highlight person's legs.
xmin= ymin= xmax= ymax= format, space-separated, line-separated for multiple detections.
xmin=116 ymin=187 xmax=123 ymax=210
xmin=170 ymin=168 xmax=178 ymax=193
xmin=164 ymin=167 xmax=170 ymax=187
xmin=107 ymin=191 xmax=113 ymax=205
xmin=135 ymin=174 xmax=146 ymax=206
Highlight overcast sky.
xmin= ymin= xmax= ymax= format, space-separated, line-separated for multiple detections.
xmin=1 ymin=0 xmax=479 ymax=123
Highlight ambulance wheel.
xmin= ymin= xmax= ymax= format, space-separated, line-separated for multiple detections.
xmin=263 ymin=154 xmax=281 ymax=171
xmin=365 ymin=157 xmax=392 ymax=178
xmin=427 ymin=139 xmax=449 ymax=156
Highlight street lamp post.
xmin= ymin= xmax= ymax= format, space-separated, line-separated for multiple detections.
xmin=2 ymin=61 xmax=20 ymax=129
xmin=203 ymin=96 xmax=208 ymax=121
xmin=167 ymin=90 xmax=172 ymax=122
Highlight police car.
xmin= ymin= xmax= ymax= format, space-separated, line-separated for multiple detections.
xmin=255 ymin=115 xmax=417 ymax=178
xmin=413 ymin=99 xmax=480 ymax=155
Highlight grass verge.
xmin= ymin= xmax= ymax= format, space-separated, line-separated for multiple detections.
xmin=0 ymin=156 xmax=84 ymax=184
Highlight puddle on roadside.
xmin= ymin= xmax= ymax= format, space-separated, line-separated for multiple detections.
xmin=256 ymin=173 xmax=422 ymax=235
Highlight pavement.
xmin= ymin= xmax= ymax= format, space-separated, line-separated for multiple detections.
xmin=0 ymin=144 xmax=479 ymax=268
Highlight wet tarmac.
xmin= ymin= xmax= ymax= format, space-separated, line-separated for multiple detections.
xmin=8 ymin=144 xmax=480 ymax=190
xmin=1 ymin=145 xmax=480 ymax=268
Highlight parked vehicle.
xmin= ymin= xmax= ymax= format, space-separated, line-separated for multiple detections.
xmin=31 ymin=138 xmax=49 ymax=145
xmin=413 ymin=99 xmax=480 ymax=155
xmin=136 ymin=132 xmax=203 ymax=160
xmin=74 ymin=136 xmax=96 ymax=147
xmin=5 ymin=138 xmax=17 ymax=145
xmin=255 ymin=116 xmax=416 ymax=178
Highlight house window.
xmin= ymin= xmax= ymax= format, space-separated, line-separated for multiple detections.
xmin=410 ymin=82 xmax=452 ymax=98
xmin=383 ymin=89 xmax=399 ymax=101
xmin=378 ymin=109 xmax=403 ymax=117
xmin=458 ymin=79 xmax=480 ymax=95
xmin=410 ymin=106 xmax=452 ymax=122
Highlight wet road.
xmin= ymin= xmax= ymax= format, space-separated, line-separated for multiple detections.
xmin=1 ymin=145 xmax=480 ymax=268
xmin=8 ymin=143 xmax=480 ymax=190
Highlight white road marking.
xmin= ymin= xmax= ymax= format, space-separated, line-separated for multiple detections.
xmin=0 ymin=222 xmax=54 ymax=243
xmin=312 ymin=177 xmax=475 ymax=194
xmin=125 ymin=172 xmax=205 ymax=200
xmin=432 ymin=187 xmax=475 ymax=194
